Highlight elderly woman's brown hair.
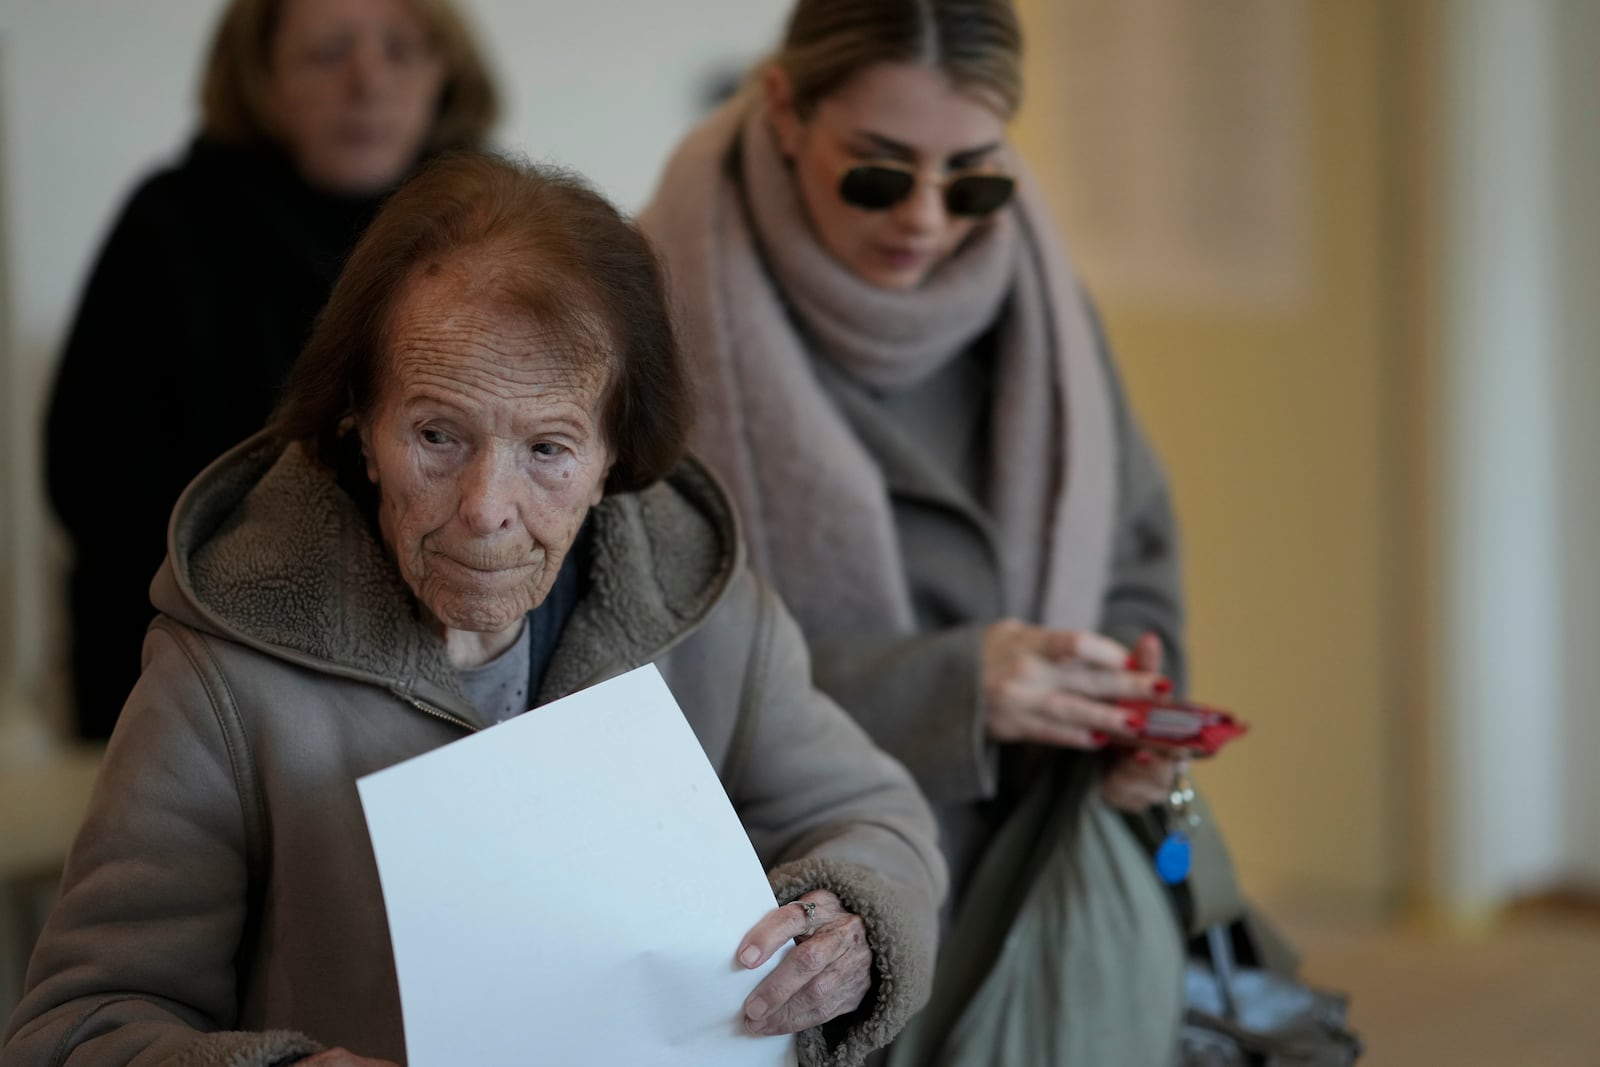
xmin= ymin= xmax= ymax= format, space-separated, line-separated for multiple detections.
xmin=201 ymin=0 xmax=498 ymax=151
xmin=273 ymin=151 xmax=692 ymax=496
xmin=774 ymin=0 xmax=1023 ymax=118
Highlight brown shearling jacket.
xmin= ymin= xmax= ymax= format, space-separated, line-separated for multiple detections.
xmin=2 ymin=436 xmax=946 ymax=1067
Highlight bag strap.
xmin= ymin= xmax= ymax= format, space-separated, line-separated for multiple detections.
xmin=1204 ymin=922 xmax=1241 ymax=1021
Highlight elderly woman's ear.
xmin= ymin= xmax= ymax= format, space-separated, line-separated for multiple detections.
xmin=359 ymin=422 xmax=379 ymax=485
xmin=593 ymin=456 xmax=616 ymax=505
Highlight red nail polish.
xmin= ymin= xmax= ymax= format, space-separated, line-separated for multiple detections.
xmin=1154 ymin=678 xmax=1173 ymax=695
xmin=1134 ymin=749 xmax=1153 ymax=765
xmin=1125 ymin=655 xmax=1140 ymax=670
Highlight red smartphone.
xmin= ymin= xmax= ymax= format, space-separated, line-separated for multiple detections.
xmin=1103 ymin=698 xmax=1248 ymax=757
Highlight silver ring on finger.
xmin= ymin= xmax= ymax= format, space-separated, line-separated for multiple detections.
xmin=790 ymin=898 xmax=818 ymax=937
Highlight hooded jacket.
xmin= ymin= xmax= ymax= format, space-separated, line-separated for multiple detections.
xmin=3 ymin=435 xmax=946 ymax=1067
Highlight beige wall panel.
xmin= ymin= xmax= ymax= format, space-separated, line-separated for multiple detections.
xmin=1015 ymin=0 xmax=1408 ymax=907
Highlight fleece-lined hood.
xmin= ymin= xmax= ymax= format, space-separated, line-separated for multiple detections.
xmin=152 ymin=431 xmax=740 ymax=723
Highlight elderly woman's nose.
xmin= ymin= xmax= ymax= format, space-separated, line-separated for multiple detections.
xmin=457 ymin=450 xmax=521 ymax=533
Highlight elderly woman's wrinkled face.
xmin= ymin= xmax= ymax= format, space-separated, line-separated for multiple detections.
xmin=768 ymin=61 xmax=1010 ymax=291
xmin=266 ymin=0 xmax=445 ymax=195
xmin=360 ymin=262 xmax=612 ymax=645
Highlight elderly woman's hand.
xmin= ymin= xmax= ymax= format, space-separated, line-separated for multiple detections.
xmin=981 ymin=621 xmax=1166 ymax=749
xmin=737 ymin=890 xmax=872 ymax=1036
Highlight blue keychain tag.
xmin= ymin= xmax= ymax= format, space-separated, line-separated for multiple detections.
xmin=1155 ymin=832 xmax=1191 ymax=885
xmin=1156 ymin=768 xmax=1197 ymax=885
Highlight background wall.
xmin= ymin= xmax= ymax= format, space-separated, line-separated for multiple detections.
xmin=1013 ymin=0 xmax=1600 ymax=920
xmin=1435 ymin=0 xmax=1600 ymax=911
xmin=1014 ymin=0 xmax=1406 ymax=913
xmin=1553 ymin=0 xmax=1600 ymax=891
xmin=1434 ymin=0 xmax=1565 ymax=917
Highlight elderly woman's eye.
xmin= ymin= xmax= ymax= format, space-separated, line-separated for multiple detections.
xmin=420 ymin=428 xmax=451 ymax=446
xmin=532 ymin=442 xmax=565 ymax=458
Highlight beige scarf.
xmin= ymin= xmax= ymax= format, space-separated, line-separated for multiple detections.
xmin=639 ymin=96 xmax=1117 ymax=635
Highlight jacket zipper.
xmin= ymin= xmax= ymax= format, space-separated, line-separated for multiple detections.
xmin=404 ymin=695 xmax=478 ymax=733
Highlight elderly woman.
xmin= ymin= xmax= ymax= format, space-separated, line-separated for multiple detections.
xmin=45 ymin=0 xmax=498 ymax=739
xmin=4 ymin=154 xmax=945 ymax=1067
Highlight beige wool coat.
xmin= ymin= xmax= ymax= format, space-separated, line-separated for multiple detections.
xmin=637 ymin=103 xmax=1210 ymax=1065
xmin=2 ymin=435 xmax=947 ymax=1067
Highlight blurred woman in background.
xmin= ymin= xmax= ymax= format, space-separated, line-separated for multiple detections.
xmin=44 ymin=0 xmax=496 ymax=739
xmin=641 ymin=0 xmax=1271 ymax=1062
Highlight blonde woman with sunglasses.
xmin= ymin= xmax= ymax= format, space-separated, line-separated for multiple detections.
xmin=641 ymin=1 xmax=1281 ymax=1063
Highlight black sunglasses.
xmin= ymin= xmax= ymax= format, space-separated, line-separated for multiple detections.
xmin=837 ymin=162 xmax=1015 ymax=218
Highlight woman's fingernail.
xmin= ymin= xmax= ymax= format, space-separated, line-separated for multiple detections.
xmin=746 ymin=995 xmax=769 ymax=1021
xmin=1134 ymin=749 xmax=1153 ymax=765
xmin=1125 ymin=655 xmax=1140 ymax=670
xmin=739 ymin=944 xmax=761 ymax=967
xmin=1154 ymin=678 xmax=1173 ymax=695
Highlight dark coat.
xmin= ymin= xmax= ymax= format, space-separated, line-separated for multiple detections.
xmin=44 ymin=137 xmax=381 ymax=738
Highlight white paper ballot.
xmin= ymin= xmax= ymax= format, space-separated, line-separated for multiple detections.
xmin=358 ymin=664 xmax=799 ymax=1066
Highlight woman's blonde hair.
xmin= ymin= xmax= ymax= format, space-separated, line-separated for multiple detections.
xmin=200 ymin=0 xmax=498 ymax=152
xmin=774 ymin=0 xmax=1023 ymax=118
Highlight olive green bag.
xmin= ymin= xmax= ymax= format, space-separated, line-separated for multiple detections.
xmin=888 ymin=755 xmax=1185 ymax=1066
xmin=889 ymin=754 xmax=1360 ymax=1066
